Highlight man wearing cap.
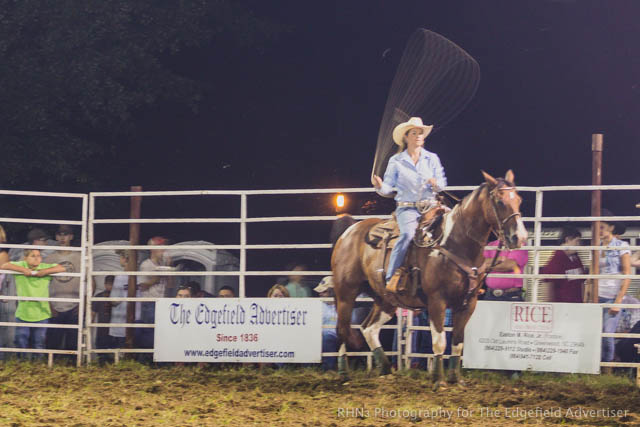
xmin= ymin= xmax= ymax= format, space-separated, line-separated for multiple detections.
xmin=371 ymin=117 xmax=447 ymax=294
xmin=26 ymin=228 xmax=55 ymax=260
xmin=314 ymin=276 xmax=338 ymax=370
xmin=45 ymin=225 xmax=82 ymax=353
xmin=136 ymin=236 xmax=173 ymax=351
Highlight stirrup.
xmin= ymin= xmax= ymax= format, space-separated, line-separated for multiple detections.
xmin=385 ymin=269 xmax=406 ymax=294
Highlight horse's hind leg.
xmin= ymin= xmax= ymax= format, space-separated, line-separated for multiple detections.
xmin=335 ymin=291 xmax=358 ymax=378
xmin=361 ymin=302 xmax=394 ymax=375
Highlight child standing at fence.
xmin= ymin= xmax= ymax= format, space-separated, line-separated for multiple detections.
xmin=1 ymin=249 xmax=65 ymax=358
xmin=598 ymin=210 xmax=631 ymax=371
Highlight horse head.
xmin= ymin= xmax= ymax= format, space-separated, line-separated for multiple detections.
xmin=481 ymin=170 xmax=528 ymax=249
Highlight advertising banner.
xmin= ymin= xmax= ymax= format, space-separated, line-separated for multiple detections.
xmin=463 ymin=301 xmax=602 ymax=374
xmin=154 ymin=298 xmax=323 ymax=363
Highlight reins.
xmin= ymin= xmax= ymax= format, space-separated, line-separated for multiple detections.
xmin=433 ymin=183 xmax=518 ymax=306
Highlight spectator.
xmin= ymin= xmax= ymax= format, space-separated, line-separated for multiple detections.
xmin=541 ymin=226 xmax=585 ymax=303
xmin=137 ymin=236 xmax=173 ymax=351
xmin=0 ymin=225 xmax=11 ymax=359
xmin=0 ymin=225 xmax=8 ymax=293
xmin=285 ymin=263 xmax=311 ymax=298
xmin=0 ymin=225 xmax=8 ymax=267
xmin=1 ymin=249 xmax=65 ymax=359
xmin=631 ymin=251 xmax=640 ymax=268
xmin=93 ymin=275 xmax=114 ymax=362
xmin=186 ymin=281 xmax=214 ymax=298
xmin=615 ymin=295 xmax=640 ymax=364
xmin=174 ymin=284 xmax=192 ymax=367
xmin=45 ymin=225 xmax=81 ymax=354
xmin=258 ymin=284 xmax=290 ymax=370
xmin=314 ymin=276 xmax=338 ymax=370
xmin=267 ymin=284 xmax=289 ymax=298
xmin=482 ymin=239 xmax=529 ymax=302
xmin=217 ymin=286 xmax=235 ymax=298
xmin=598 ymin=209 xmax=631 ymax=370
xmin=26 ymin=228 xmax=55 ymax=259
xmin=108 ymin=250 xmax=129 ymax=350
xmin=176 ymin=285 xmax=192 ymax=298
xmin=617 ymin=317 xmax=640 ymax=364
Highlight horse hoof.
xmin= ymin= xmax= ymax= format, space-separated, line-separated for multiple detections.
xmin=432 ymin=380 xmax=447 ymax=391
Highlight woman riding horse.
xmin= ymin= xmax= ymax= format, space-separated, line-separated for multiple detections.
xmin=332 ymin=168 xmax=527 ymax=388
xmin=371 ymin=117 xmax=446 ymax=294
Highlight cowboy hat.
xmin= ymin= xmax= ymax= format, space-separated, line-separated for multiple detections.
xmin=313 ymin=276 xmax=333 ymax=293
xmin=392 ymin=117 xmax=433 ymax=145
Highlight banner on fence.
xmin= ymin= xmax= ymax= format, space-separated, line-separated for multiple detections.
xmin=154 ymin=298 xmax=322 ymax=363
xmin=463 ymin=301 xmax=602 ymax=374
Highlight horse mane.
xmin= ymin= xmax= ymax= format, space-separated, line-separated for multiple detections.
xmin=464 ymin=177 xmax=514 ymax=204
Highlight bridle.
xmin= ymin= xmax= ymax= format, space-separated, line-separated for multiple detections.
xmin=488 ymin=184 xmax=521 ymax=245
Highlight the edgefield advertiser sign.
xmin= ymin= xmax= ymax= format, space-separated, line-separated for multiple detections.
xmin=154 ymin=298 xmax=322 ymax=363
xmin=463 ymin=301 xmax=602 ymax=374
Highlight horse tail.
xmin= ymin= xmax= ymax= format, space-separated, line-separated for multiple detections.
xmin=330 ymin=214 xmax=356 ymax=247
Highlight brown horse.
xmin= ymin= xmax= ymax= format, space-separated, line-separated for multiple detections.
xmin=331 ymin=170 xmax=527 ymax=388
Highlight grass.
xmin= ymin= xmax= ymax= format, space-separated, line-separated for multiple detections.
xmin=0 ymin=360 xmax=639 ymax=426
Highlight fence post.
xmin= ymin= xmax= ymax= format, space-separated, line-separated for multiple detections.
xmin=85 ymin=194 xmax=96 ymax=364
xmin=531 ymin=190 xmax=543 ymax=302
xmin=240 ymin=193 xmax=247 ymax=298
xmin=590 ymin=135 xmax=603 ymax=303
xmin=77 ymin=194 xmax=88 ymax=367
xmin=126 ymin=186 xmax=142 ymax=349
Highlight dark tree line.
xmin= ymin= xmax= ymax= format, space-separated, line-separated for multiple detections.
xmin=0 ymin=1 xmax=279 ymax=191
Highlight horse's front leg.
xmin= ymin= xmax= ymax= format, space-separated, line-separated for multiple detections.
xmin=448 ymin=298 xmax=478 ymax=386
xmin=427 ymin=298 xmax=447 ymax=390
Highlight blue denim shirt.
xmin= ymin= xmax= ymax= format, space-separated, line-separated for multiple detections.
xmin=377 ymin=148 xmax=447 ymax=202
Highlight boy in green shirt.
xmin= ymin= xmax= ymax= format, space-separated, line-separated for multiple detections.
xmin=1 ymin=249 xmax=65 ymax=357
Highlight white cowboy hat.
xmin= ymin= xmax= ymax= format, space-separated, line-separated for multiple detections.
xmin=313 ymin=276 xmax=333 ymax=293
xmin=392 ymin=117 xmax=433 ymax=145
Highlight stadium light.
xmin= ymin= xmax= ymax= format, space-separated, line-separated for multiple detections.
xmin=335 ymin=194 xmax=346 ymax=213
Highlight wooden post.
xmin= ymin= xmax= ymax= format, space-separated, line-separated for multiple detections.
xmin=125 ymin=186 xmax=142 ymax=349
xmin=590 ymin=135 xmax=602 ymax=303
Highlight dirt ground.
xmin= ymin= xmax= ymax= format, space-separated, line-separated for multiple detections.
xmin=0 ymin=361 xmax=639 ymax=426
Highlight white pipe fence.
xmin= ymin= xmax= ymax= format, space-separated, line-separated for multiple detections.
xmin=0 ymin=190 xmax=87 ymax=367
xmin=1 ymin=185 xmax=639 ymax=378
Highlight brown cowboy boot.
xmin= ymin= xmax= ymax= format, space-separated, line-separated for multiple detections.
xmin=386 ymin=267 xmax=408 ymax=294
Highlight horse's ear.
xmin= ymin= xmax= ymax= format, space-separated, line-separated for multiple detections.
xmin=505 ymin=170 xmax=515 ymax=184
xmin=481 ymin=170 xmax=498 ymax=187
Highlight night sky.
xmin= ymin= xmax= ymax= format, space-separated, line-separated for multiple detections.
xmin=4 ymin=1 xmax=640 ymax=292
xmin=133 ymin=0 xmax=640 ymax=218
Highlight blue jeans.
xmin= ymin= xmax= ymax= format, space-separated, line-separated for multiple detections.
xmin=386 ymin=207 xmax=421 ymax=281
xmin=14 ymin=318 xmax=49 ymax=359
xmin=322 ymin=332 xmax=338 ymax=370
xmin=600 ymin=297 xmax=622 ymax=362
xmin=136 ymin=302 xmax=155 ymax=349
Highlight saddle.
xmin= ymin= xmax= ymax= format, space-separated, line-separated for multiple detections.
xmin=364 ymin=205 xmax=445 ymax=250
xmin=364 ymin=217 xmax=399 ymax=249
xmin=364 ymin=204 xmax=447 ymax=298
